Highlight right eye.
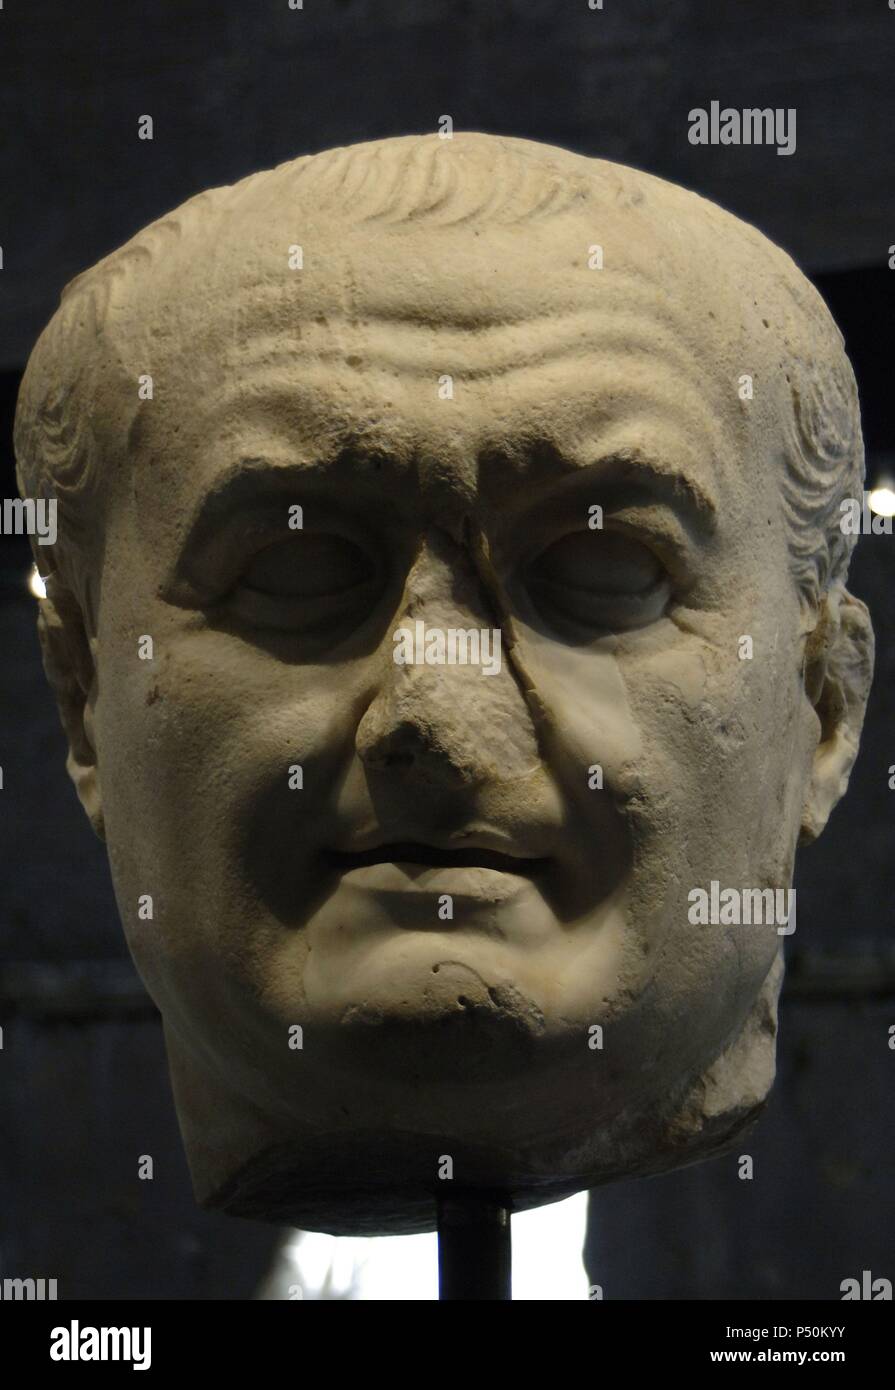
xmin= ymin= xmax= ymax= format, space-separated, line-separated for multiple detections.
xmin=230 ymin=532 xmax=381 ymax=631
xmin=240 ymin=533 xmax=375 ymax=596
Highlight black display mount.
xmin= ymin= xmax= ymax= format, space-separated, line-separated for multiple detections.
xmin=436 ymin=1192 xmax=512 ymax=1300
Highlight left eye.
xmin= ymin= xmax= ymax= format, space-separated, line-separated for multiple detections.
xmin=240 ymin=533 xmax=375 ymax=596
xmin=525 ymin=530 xmax=669 ymax=630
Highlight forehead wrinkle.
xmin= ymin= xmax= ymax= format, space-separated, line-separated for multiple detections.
xmin=206 ymin=307 xmax=725 ymax=386
xmin=147 ymin=348 xmax=732 ymax=532
xmin=136 ymin=285 xmax=752 ymax=522
xmin=194 ymin=389 xmax=419 ymax=473
xmin=179 ymin=375 xmax=723 ymax=521
xmin=210 ymin=242 xmax=725 ymax=333
xmin=183 ymin=336 xmax=728 ymax=455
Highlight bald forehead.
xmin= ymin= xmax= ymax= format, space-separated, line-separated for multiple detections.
xmin=148 ymin=193 xmax=739 ymax=317
xmin=119 ymin=204 xmax=755 ymax=406
xmin=107 ymin=207 xmax=767 ymax=527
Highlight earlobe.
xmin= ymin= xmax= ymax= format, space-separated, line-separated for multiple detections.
xmin=68 ymin=702 xmax=105 ymax=841
xmin=35 ymin=574 xmax=106 ymax=842
xmin=799 ymin=582 xmax=874 ymax=844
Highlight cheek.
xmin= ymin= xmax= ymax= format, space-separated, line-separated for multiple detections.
xmin=619 ymin=613 xmax=806 ymax=867
xmin=94 ymin=622 xmax=369 ymax=971
xmin=623 ymin=613 xmax=805 ymax=952
xmin=100 ymin=620 xmax=362 ymax=793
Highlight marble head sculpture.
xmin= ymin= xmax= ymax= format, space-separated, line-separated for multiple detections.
xmin=15 ymin=133 xmax=874 ymax=1234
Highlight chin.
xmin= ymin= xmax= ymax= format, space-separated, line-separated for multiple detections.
xmin=309 ymin=976 xmax=557 ymax=1086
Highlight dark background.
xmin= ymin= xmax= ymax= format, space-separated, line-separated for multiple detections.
xmin=1 ymin=0 xmax=893 ymax=1298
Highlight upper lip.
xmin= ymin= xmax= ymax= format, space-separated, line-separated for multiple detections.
xmin=322 ymin=829 xmax=551 ymax=875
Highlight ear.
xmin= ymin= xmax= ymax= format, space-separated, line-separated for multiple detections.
xmin=799 ymin=581 xmax=874 ymax=844
xmin=36 ymin=572 xmax=105 ymax=841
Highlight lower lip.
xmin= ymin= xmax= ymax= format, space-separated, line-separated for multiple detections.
xmin=335 ymin=861 xmax=540 ymax=902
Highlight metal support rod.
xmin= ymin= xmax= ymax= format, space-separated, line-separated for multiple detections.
xmin=437 ymin=1193 xmax=511 ymax=1300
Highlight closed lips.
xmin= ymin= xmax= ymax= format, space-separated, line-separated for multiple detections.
xmin=323 ymin=843 xmax=548 ymax=874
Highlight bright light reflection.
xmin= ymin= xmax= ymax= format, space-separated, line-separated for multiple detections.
xmin=257 ymin=1190 xmax=591 ymax=1301
xmin=868 ymin=485 xmax=895 ymax=518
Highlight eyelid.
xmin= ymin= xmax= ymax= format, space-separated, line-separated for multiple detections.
xmin=496 ymin=489 xmax=693 ymax=577
xmin=525 ymin=573 xmax=672 ymax=637
xmin=519 ymin=522 xmax=679 ymax=637
xmin=238 ymin=531 xmax=377 ymax=596
xmin=172 ymin=506 xmax=384 ymax=608
xmin=227 ymin=584 xmax=377 ymax=633
xmin=601 ymin=515 xmax=695 ymax=586
xmin=238 ymin=514 xmax=375 ymax=565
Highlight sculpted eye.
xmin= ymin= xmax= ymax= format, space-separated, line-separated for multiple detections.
xmin=240 ymin=533 xmax=375 ymax=597
xmin=526 ymin=530 xmax=670 ymax=630
xmin=532 ymin=530 xmax=661 ymax=592
xmin=230 ymin=532 xmax=381 ymax=632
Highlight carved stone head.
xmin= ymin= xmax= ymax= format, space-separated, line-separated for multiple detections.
xmin=15 ymin=134 xmax=874 ymax=1233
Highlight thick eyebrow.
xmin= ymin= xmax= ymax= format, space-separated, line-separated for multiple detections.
xmin=578 ymin=452 xmax=718 ymax=534
xmin=163 ymin=448 xmax=409 ymax=601
xmin=184 ymin=447 xmax=408 ymax=536
xmin=481 ymin=443 xmax=719 ymax=537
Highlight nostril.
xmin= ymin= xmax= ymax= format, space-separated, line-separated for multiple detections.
xmin=356 ymin=711 xmax=490 ymax=790
xmin=382 ymin=751 xmax=415 ymax=769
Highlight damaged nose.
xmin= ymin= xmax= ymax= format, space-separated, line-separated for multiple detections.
xmin=356 ymin=524 xmax=542 ymax=787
